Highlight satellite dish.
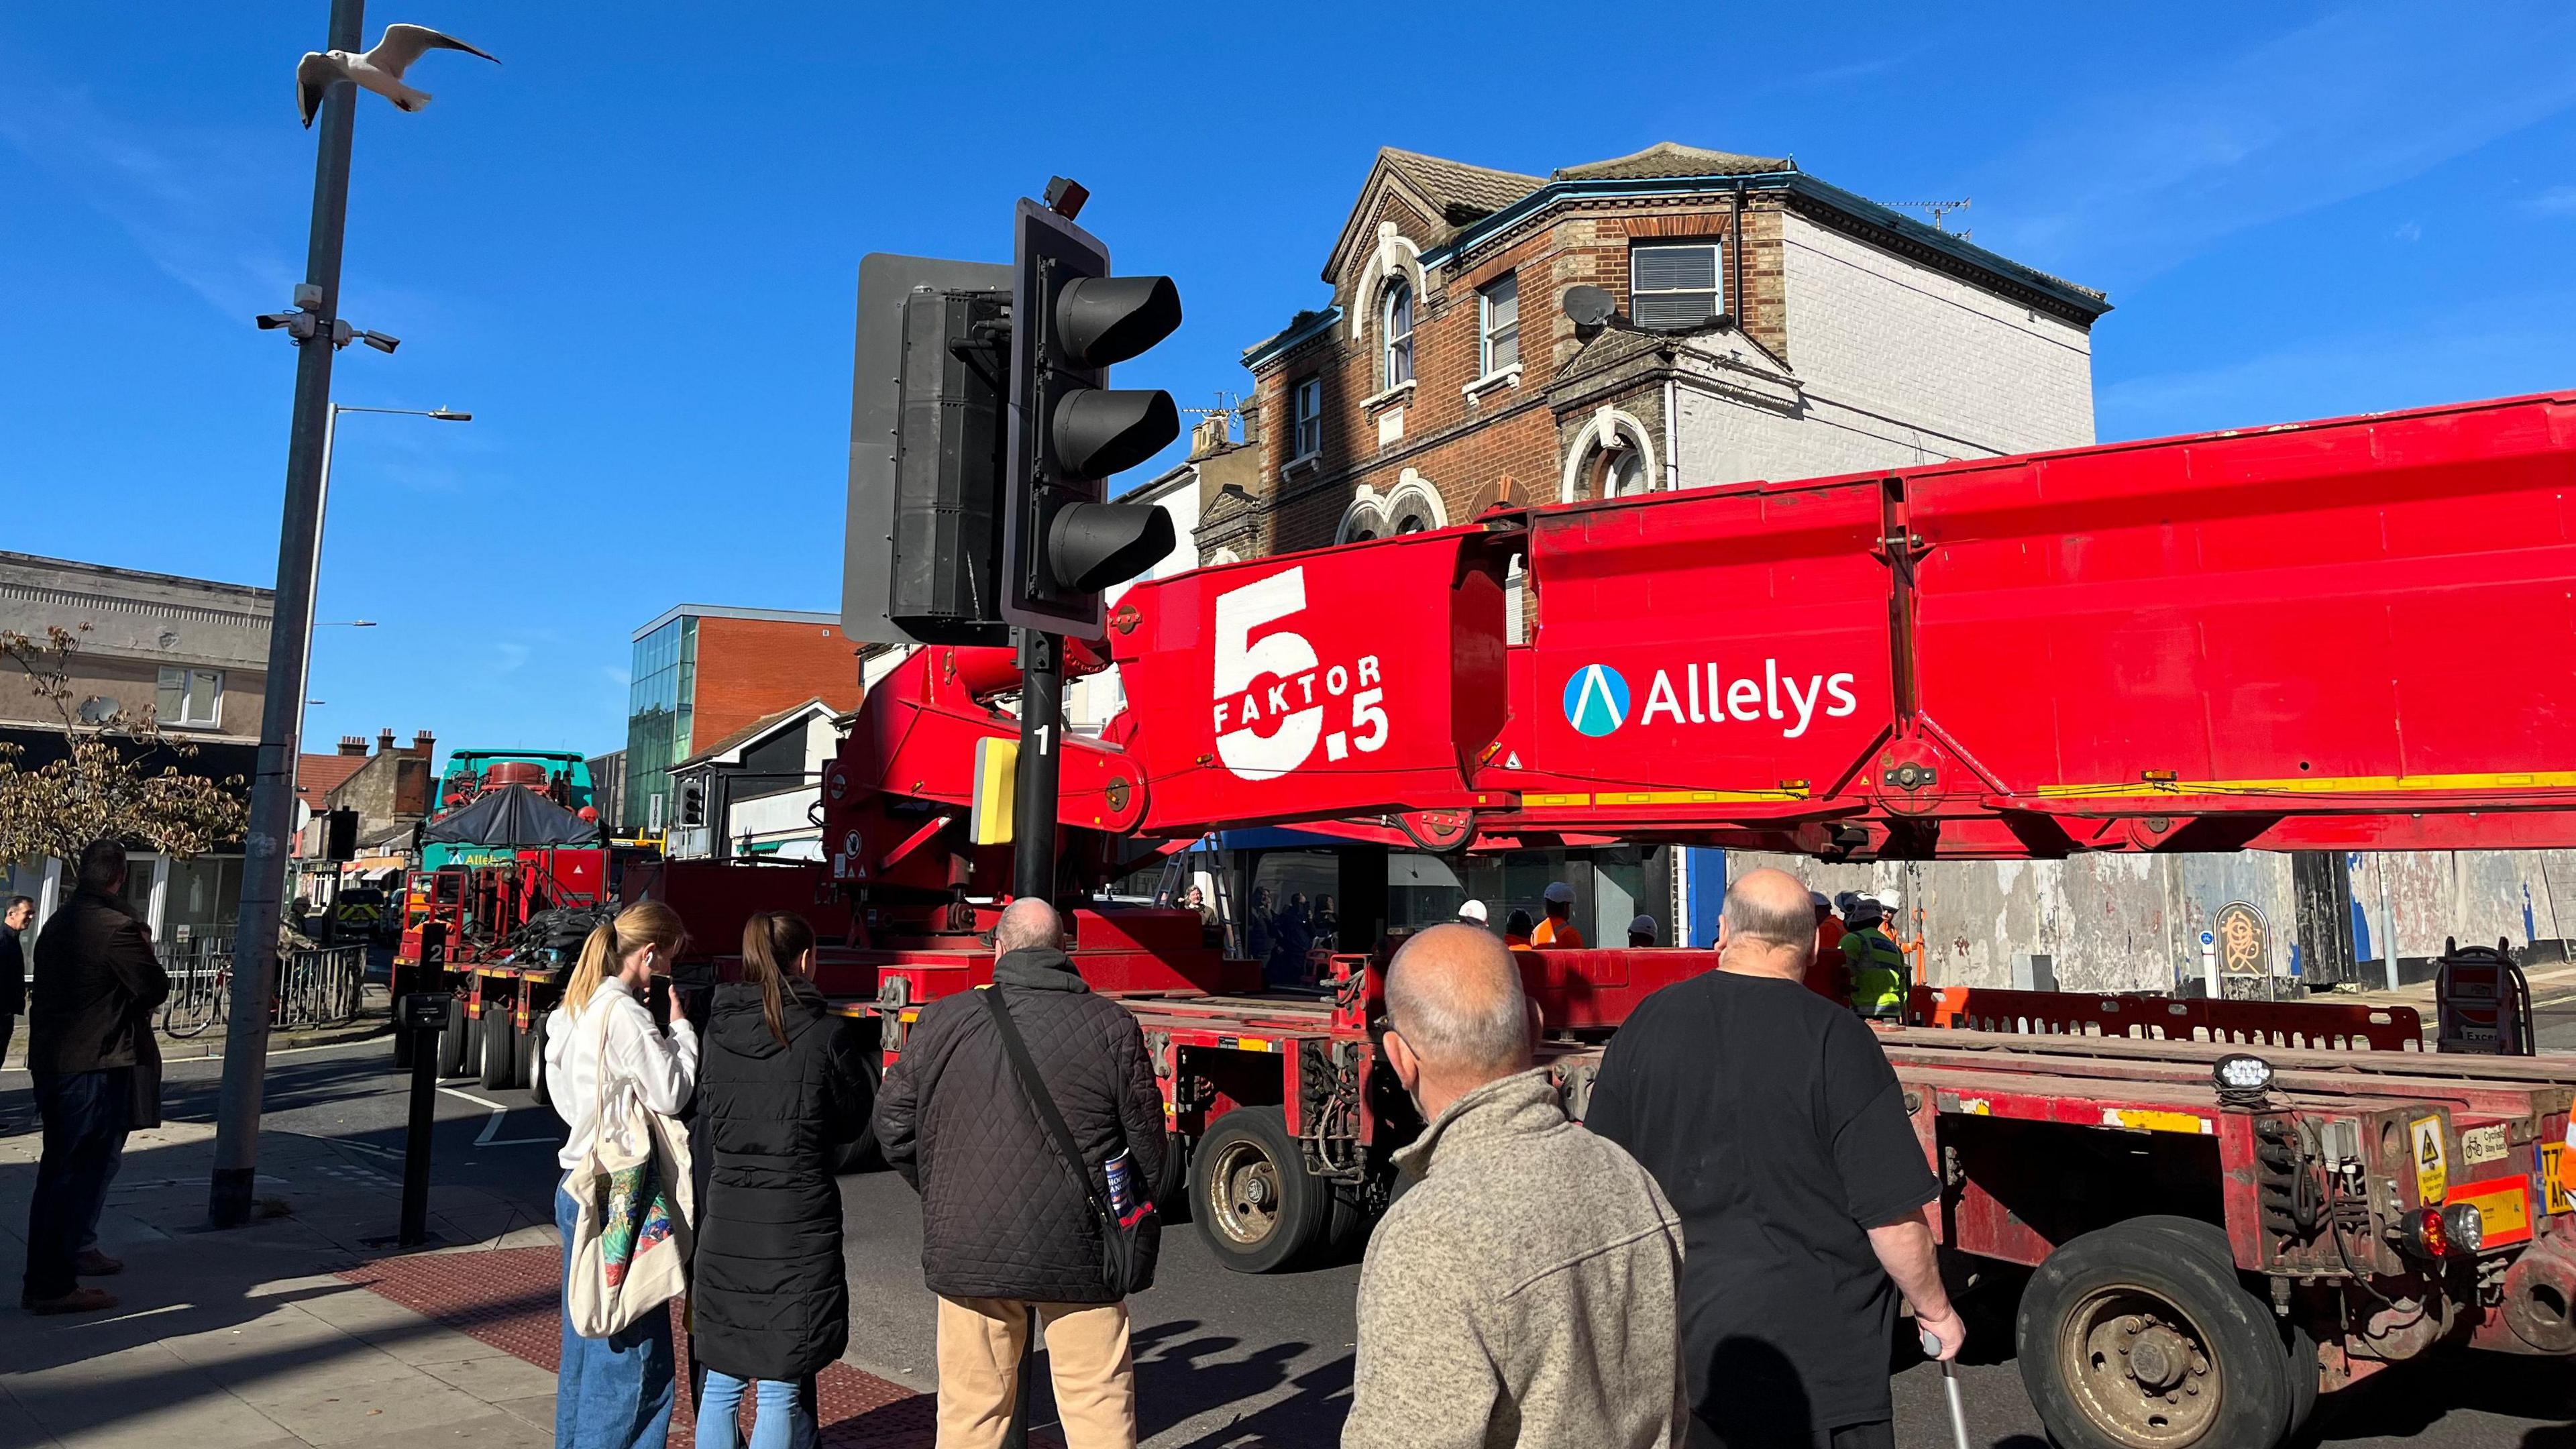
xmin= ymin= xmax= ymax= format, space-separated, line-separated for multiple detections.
xmin=1562 ymin=285 xmax=1617 ymax=329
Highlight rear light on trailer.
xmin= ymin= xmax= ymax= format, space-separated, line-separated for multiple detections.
xmin=2398 ymin=1206 xmax=2451 ymax=1259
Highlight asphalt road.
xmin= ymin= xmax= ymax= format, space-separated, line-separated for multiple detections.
xmin=13 ymin=1039 xmax=2569 ymax=1448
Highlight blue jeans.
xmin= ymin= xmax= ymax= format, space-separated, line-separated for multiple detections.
xmin=695 ymin=1370 xmax=815 ymax=1449
xmin=555 ymin=1181 xmax=676 ymax=1449
xmin=23 ymin=1069 xmax=131 ymax=1300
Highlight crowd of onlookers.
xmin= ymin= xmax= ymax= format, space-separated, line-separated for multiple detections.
xmin=15 ymin=841 xmax=1956 ymax=1449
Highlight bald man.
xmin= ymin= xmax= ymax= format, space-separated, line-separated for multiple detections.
xmin=1344 ymin=924 xmax=1687 ymax=1449
xmin=1585 ymin=869 xmax=1955 ymax=1449
xmin=876 ymin=898 xmax=1167 ymax=1449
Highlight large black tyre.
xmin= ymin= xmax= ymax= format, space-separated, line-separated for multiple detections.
xmin=480 ymin=1009 xmax=521 ymax=1091
xmin=828 ymin=1055 xmax=883 ymax=1174
xmin=520 ymin=1010 xmax=549 ymax=1106
xmin=1191 ymin=1106 xmax=1328 ymax=1273
xmin=437 ymin=996 xmax=470 ymax=1079
xmin=2019 ymin=1219 xmax=2297 ymax=1449
xmin=2125 ymin=1216 xmax=2320 ymax=1437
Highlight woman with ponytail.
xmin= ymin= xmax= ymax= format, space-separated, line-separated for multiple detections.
xmin=686 ymin=910 xmax=873 ymax=1449
xmin=543 ymin=900 xmax=698 ymax=1449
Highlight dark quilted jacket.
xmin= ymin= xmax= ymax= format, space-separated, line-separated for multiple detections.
xmin=688 ymin=976 xmax=874 ymax=1380
xmin=875 ymin=947 xmax=1168 ymax=1304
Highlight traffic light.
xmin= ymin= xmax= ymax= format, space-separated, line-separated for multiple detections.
xmin=1002 ymin=191 xmax=1182 ymax=639
xmin=679 ymin=780 xmax=704 ymax=827
xmin=843 ymin=254 xmax=1014 ymax=647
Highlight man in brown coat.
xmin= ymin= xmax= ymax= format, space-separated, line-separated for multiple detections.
xmin=22 ymin=840 xmax=168 ymax=1313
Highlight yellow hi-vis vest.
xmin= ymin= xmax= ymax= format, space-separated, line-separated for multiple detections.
xmin=1844 ymin=926 xmax=1907 ymax=1019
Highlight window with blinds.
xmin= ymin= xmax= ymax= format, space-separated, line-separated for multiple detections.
xmin=1630 ymin=243 xmax=1722 ymax=330
xmin=1293 ymin=378 xmax=1322 ymax=459
xmin=1382 ymin=282 xmax=1415 ymax=388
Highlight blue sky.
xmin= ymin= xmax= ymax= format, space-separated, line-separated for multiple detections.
xmin=5 ymin=2 xmax=2574 ymax=763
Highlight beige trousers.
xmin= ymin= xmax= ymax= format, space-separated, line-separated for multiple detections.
xmin=935 ymin=1294 xmax=1136 ymax=1449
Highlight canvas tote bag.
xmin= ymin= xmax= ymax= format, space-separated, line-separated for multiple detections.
xmin=565 ymin=998 xmax=696 ymax=1337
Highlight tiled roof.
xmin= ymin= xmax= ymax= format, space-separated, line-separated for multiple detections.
xmin=1554 ymin=142 xmax=1791 ymax=182
xmin=1377 ymin=147 xmax=1545 ymax=221
xmin=297 ymin=752 xmax=368 ymax=804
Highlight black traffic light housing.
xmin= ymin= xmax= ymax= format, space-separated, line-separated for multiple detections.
xmin=842 ymin=253 xmax=1014 ymax=648
xmin=1002 ymin=197 xmax=1182 ymax=639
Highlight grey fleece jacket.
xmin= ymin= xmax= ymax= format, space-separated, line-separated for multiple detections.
xmin=1343 ymin=1068 xmax=1688 ymax=1449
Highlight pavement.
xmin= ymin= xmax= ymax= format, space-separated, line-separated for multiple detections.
xmin=3 ymin=1036 xmax=2572 ymax=1449
xmin=0 ymin=1043 xmax=957 ymax=1449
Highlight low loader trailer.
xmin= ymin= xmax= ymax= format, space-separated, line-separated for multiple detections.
xmin=645 ymin=392 xmax=2576 ymax=1448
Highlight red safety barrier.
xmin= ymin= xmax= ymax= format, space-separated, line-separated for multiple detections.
xmin=1909 ymin=985 xmax=2424 ymax=1053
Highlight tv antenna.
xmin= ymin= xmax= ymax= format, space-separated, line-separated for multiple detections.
xmin=1882 ymin=197 xmax=1972 ymax=239
xmin=1181 ymin=389 xmax=1241 ymax=419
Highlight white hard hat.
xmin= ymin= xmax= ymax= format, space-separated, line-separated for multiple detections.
xmin=1627 ymin=914 xmax=1657 ymax=941
xmin=1458 ymin=899 xmax=1489 ymax=923
xmin=1544 ymin=881 xmax=1576 ymax=905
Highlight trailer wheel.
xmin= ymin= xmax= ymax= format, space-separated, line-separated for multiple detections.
xmin=480 ymin=1009 xmax=521 ymax=1091
xmin=2019 ymin=1220 xmax=2296 ymax=1449
xmin=829 ymin=1054 xmax=883 ymax=1175
xmin=1193 ymin=1106 xmax=1326 ymax=1273
xmin=520 ymin=1010 xmax=549 ymax=1106
xmin=436 ymin=996 xmax=470 ymax=1079
xmin=2127 ymin=1216 xmax=2320 ymax=1438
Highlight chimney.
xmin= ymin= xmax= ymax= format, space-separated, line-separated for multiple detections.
xmin=1237 ymin=400 xmax=1260 ymax=447
xmin=1187 ymin=413 xmax=1234 ymax=462
xmin=413 ymin=729 xmax=436 ymax=759
xmin=337 ymin=735 xmax=368 ymax=757
xmin=376 ymin=727 xmax=396 ymax=755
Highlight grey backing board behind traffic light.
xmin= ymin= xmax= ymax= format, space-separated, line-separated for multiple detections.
xmin=844 ymin=252 xmax=1012 ymax=647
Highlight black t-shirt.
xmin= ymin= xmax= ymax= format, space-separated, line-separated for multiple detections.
xmin=1585 ymin=969 xmax=1937 ymax=1440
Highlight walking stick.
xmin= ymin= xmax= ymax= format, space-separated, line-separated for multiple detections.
xmin=1919 ymin=1328 xmax=1971 ymax=1449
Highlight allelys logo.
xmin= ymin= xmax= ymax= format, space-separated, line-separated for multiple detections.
xmin=1561 ymin=659 xmax=1860 ymax=740
xmin=1212 ymin=566 xmax=1388 ymax=780
xmin=1562 ymin=665 xmax=1630 ymax=737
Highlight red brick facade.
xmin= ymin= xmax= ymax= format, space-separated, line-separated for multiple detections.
xmin=1199 ymin=145 xmax=2104 ymax=565
xmin=690 ymin=615 xmax=861 ymax=749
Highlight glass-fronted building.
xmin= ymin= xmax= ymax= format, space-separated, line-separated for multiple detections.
xmin=625 ymin=614 xmax=697 ymax=833
xmin=622 ymin=604 xmax=859 ymax=837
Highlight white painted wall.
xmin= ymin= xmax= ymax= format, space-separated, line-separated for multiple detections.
xmin=1675 ymin=213 xmax=2096 ymax=490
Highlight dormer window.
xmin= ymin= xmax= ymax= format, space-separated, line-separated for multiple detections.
xmin=1381 ymin=282 xmax=1415 ymax=388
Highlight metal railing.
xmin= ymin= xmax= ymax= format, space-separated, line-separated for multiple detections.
xmin=158 ymin=936 xmax=366 ymax=1038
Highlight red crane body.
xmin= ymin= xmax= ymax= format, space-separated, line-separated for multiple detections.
xmin=670 ymin=392 xmax=2576 ymax=1446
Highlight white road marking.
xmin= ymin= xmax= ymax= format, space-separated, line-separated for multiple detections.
xmin=439 ymin=1086 xmax=553 ymax=1148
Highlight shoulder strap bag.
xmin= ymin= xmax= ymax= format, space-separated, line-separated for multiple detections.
xmin=565 ymin=998 xmax=697 ymax=1337
xmin=977 ymin=988 xmax=1159 ymax=1296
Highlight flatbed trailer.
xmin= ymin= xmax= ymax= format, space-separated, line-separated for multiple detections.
xmin=643 ymin=388 xmax=2576 ymax=1448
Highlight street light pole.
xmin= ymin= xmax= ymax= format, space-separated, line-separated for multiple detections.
xmin=210 ymin=0 xmax=364 ymax=1230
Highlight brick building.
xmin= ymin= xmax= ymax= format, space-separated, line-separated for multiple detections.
xmin=623 ymin=604 xmax=861 ymax=835
xmin=1201 ymin=142 xmax=2112 ymax=563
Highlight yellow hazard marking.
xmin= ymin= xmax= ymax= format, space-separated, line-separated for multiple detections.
xmin=1523 ymin=787 xmax=1811 ymax=808
xmin=2411 ymin=1116 xmax=2449 ymax=1203
xmin=2103 ymin=1108 xmax=2213 ymax=1135
xmin=2035 ymin=769 xmax=2576 ymax=800
xmin=900 ymin=1010 xmax=918 ymax=1022
xmin=1523 ymin=793 xmax=1592 ymax=808
xmin=1959 ymin=1097 xmax=1991 ymax=1116
xmin=1219 ymin=1036 xmax=1272 ymax=1053
xmin=2449 ymin=1176 xmax=2533 ymax=1247
xmin=2544 ymin=1142 xmax=2569 ymax=1216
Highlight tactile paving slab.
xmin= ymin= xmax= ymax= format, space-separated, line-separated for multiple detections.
xmin=341 ymin=1246 xmax=945 ymax=1448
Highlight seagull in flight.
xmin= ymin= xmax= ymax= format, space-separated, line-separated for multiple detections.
xmin=297 ymin=23 xmax=498 ymax=126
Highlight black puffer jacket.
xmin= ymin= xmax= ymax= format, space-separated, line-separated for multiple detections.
xmin=876 ymin=947 xmax=1167 ymax=1304
xmin=688 ymin=975 xmax=874 ymax=1381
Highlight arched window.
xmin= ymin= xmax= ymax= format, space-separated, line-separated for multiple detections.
xmin=1391 ymin=506 xmax=1433 ymax=535
xmin=1381 ymin=282 xmax=1414 ymax=388
xmin=1600 ymin=447 xmax=1650 ymax=498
